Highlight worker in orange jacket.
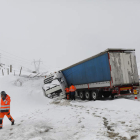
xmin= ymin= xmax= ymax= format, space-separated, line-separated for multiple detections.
xmin=65 ymin=87 xmax=70 ymax=99
xmin=69 ymin=83 xmax=76 ymax=100
xmin=0 ymin=91 xmax=14 ymax=129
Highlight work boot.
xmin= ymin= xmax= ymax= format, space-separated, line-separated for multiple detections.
xmin=11 ymin=120 xmax=15 ymax=125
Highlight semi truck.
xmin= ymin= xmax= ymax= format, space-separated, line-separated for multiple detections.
xmin=43 ymin=48 xmax=139 ymax=100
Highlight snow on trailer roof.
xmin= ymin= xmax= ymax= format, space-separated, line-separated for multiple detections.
xmin=61 ymin=48 xmax=135 ymax=71
xmin=105 ymin=48 xmax=135 ymax=52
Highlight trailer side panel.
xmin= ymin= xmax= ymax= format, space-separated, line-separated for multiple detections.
xmin=62 ymin=53 xmax=111 ymax=86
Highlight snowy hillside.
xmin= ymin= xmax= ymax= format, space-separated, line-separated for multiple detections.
xmin=0 ymin=75 xmax=140 ymax=140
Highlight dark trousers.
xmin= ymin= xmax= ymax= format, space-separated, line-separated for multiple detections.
xmin=71 ymin=92 xmax=75 ymax=100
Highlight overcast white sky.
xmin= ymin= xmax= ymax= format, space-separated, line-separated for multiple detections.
xmin=0 ymin=0 xmax=140 ymax=72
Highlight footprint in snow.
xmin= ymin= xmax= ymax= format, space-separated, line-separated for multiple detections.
xmin=78 ymin=120 xmax=82 ymax=123
xmin=74 ymin=132 xmax=79 ymax=135
xmin=121 ymin=122 xmax=125 ymax=124
xmin=81 ymin=125 xmax=85 ymax=128
xmin=9 ymin=133 xmax=13 ymax=136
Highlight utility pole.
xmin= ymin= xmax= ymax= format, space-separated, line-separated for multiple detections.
xmin=7 ymin=68 xmax=9 ymax=75
xmin=10 ymin=65 xmax=12 ymax=73
xmin=19 ymin=67 xmax=22 ymax=76
xmin=32 ymin=59 xmax=42 ymax=73
xmin=2 ymin=69 xmax=4 ymax=76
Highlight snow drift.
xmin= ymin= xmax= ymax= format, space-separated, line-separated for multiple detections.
xmin=0 ymin=75 xmax=140 ymax=140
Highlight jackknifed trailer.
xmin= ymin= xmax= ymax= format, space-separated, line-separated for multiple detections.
xmin=43 ymin=48 xmax=139 ymax=100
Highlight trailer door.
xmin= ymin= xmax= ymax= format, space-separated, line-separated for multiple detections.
xmin=109 ymin=52 xmax=139 ymax=86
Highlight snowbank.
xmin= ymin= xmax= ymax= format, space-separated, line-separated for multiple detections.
xmin=1 ymin=75 xmax=140 ymax=140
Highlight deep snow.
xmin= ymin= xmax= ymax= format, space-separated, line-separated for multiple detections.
xmin=0 ymin=75 xmax=140 ymax=140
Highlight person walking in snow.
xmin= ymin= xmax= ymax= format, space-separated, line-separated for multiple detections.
xmin=0 ymin=91 xmax=14 ymax=129
xmin=69 ymin=84 xmax=76 ymax=100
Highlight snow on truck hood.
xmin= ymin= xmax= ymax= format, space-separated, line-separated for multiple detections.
xmin=43 ymin=79 xmax=60 ymax=91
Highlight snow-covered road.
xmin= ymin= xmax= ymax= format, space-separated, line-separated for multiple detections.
xmin=0 ymin=75 xmax=140 ymax=140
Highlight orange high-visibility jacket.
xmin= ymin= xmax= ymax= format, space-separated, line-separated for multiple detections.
xmin=69 ymin=85 xmax=76 ymax=92
xmin=65 ymin=88 xmax=70 ymax=93
xmin=0 ymin=95 xmax=11 ymax=112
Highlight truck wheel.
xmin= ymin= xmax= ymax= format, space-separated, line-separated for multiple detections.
xmin=75 ymin=91 xmax=78 ymax=97
xmin=91 ymin=91 xmax=98 ymax=101
xmin=79 ymin=91 xmax=85 ymax=100
xmin=111 ymin=94 xmax=114 ymax=99
xmin=85 ymin=91 xmax=91 ymax=100
xmin=98 ymin=91 xmax=103 ymax=100
xmin=102 ymin=92 xmax=111 ymax=98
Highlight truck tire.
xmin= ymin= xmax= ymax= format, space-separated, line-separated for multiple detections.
xmin=103 ymin=94 xmax=110 ymax=98
xmin=98 ymin=91 xmax=103 ymax=100
xmin=75 ymin=91 xmax=78 ymax=97
xmin=79 ymin=91 xmax=85 ymax=100
xmin=102 ymin=92 xmax=111 ymax=98
xmin=111 ymin=94 xmax=114 ymax=99
xmin=91 ymin=91 xmax=98 ymax=101
xmin=85 ymin=91 xmax=91 ymax=100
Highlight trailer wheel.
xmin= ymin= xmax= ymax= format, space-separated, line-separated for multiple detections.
xmin=79 ymin=91 xmax=85 ymax=100
xmin=75 ymin=91 xmax=78 ymax=97
xmin=102 ymin=92 xmax=111 ymax=98
xmin=85 ymin=91 xmax=91 ymax=100
xmin=111 ymin=94 xmax=114 ymax=99
xmin=91 ymin=91 xmax=98 ymax=101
